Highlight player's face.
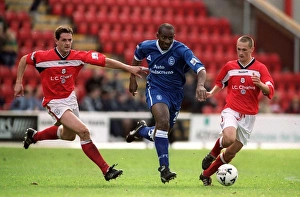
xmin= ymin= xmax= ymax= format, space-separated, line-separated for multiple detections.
xmin=55 ymin=33 xmax=73 ymax=56
xmin=236 ymin=41 xmax=254 ymax=64
xmin=157 ymin=28 xmax=174 ymax=50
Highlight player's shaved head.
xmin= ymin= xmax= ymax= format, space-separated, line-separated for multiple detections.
xmin=158 ymin=23 xmax=175 ymax=34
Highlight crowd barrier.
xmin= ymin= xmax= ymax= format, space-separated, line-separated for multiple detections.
xmin=0 ymin=111 xmax=299 ymax=149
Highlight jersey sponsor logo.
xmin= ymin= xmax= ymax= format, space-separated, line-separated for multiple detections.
xmin=50 ymin=74 xmax=73 ymax=83
xmin=190 ymin=57 xmax=199 ymax=66
xmin=153 ymin=65 xmax=165 ymax=69
xmin=232 ymin=85 xmax=255 ymax=95
xmin=151 ymin=65 xmax=174 ymax=75
xmin=168 ymin=56 xmax=175 ymax=66
xmin=232 ymin=85 xmax=255 ymax=90
xmin=150 ymin=70 xmax=174 ymax=75
xmin=58 ymin=61 xmax=70 ymax=64
xmin=36 ymin=60 xmax=84 ymax=68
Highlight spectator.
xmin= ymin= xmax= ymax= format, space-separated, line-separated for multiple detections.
xmin=10 ymin=85 xmax=43 ymax=111
xmin=0 ymin=18 xmax=18 ymax=68
xmin=84 ymin=68 xmax=104 ymax=94
xmin=80 ymin=85 xmax=103 ymax=111
xmin=0 ymin=94 xmax=5 ymax=110
xmin=259 ymin=96 xmax=272 ymax=113
xmin=285 ymin=96 xmax=300 ymax=114
xmin=269 ymin=93 xmax=283 ymax=113
xmin=29 ymin=0 xmax=42 ymax=13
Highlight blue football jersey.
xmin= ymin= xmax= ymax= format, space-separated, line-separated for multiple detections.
xmin=134 ymin=40 xmax=205 ymax=91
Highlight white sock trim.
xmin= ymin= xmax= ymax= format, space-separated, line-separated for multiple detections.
xmin=80 ymin=140 xmax=92 ymax=145
xmin=155 ymin=130 xmax=168 ymax=138
xmin=220 ymin=152 xmax=227 ymax=164
xmin=219 ymin=136 xmax=223 ymax=148
xmin=57 ymin=125 xmax=63 ymax=139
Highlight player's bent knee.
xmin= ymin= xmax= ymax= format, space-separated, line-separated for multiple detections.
xmin=76 ymin=127 xmax=91 ymax=140
xmin=222 ymin=137 xmax=236 ymax=147
xmin=66 ymin=135 xmax=76 ymax=141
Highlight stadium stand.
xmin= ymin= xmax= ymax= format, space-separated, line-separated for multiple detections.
xmin=0 ymin=0 xmax=299 ymax=113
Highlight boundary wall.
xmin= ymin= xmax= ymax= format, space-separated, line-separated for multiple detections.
xmin=0 ymin=111 xmax=299 ymax=149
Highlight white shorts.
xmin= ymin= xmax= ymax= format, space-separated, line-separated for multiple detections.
xmin=220 ymin=108 xmax=256 ymax=145
xmin=44 ymin=91 xmax=80 ymax=126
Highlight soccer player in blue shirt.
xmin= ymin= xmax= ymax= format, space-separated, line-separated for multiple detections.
xmin=126 ymin=23 xmax=207 ymax=183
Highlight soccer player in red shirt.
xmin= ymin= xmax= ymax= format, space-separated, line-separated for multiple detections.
xmin=13 ymin=25 xmax=147 ymax=181
xmin=199 ymin=35 xmax=275 ymax=186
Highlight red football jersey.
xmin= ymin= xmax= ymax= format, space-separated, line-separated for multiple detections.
xmin=215 ymin=58 xmax=274 ymax=115
xmin=26 ymin=48 xmax=106 ymax=106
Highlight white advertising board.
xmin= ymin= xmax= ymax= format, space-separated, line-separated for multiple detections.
xmin=38 ymin=112 xmax=109 ymax=143
xmin=189 ymin=114 xmax=300 ymax=145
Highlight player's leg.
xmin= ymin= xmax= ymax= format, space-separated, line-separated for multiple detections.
xmin=202 ymin=136 xmax=223 ymax=170
xmin=23 ymin=104 xmax=71 ymax=149
xmin=60 ymin=110 xmax=123 ymax=181
xmin=200 ymin=140 xmax=243 ymax=186
xmin=152 ymin=103 xmax=176 ymax=183
xmin=202 ymin=108 xmax=238 ymax=170
xmin=126 ymin=120 xmax=155 ymax=142
xmin=126 ymin=85 xmax=155 ymax=142
xmin=23 ymin=125 xmax=61 ymax=149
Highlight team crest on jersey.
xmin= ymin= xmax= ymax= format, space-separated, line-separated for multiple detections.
xmin=190 ymin=57 xmax=199 ymax=66
xmin=241 ymin=89 xmax=246 ymax=95
xmin=156 ymin=95 xmax=162 ymax=100
xmin=92 ymin=52 xmax=99 ymax=59
xmin=240 ymin=78 xmax=245 ymax=83
xmin=54 ymin=108 xmax=61 ymax=116
xmin=168 ymin=56 xmax=175 ymax=66
xmin=62 ymin=68 xmax=66 ymax=74
xmin=147 ymin=55 xmax=151 ymax=61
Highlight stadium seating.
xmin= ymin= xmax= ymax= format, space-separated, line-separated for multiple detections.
xmin=1 ymin=0 xmax=299 ymax=114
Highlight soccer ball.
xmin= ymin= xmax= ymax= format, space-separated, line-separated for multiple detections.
xmin=216 ymin=164 xmax=238 ymax=186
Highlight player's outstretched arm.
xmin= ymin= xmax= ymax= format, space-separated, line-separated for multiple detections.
xmin=105 ymin=58 xmax=148 ymax=78
xmin=14 ymin=55 xmax=28 ymax=97
xmin=207 ymin=86 xmax=222 ymax=98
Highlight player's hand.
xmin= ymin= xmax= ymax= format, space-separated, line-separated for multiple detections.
xmin=251 ymin=73 xmax=262 ymax=87
xmin=196 ymin=85 xmax=207 ymax=102
xmin=206 ymin=91 xmax=212 ymax=98
xmin=14 ymin=83 xmax=24 ymax=97
xmin=129 ymin=76 xmax=138 ymax=96
xmin=130 ymin=66 xmax=149 ymax=78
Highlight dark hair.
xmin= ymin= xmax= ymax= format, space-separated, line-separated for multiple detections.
xmin=158 ymin=23 xmax=175 ymax=34
xmin=54 ymin=26 xmax=73 ymax=40
xmin=238 ymin=35 xmax=254 ymax=48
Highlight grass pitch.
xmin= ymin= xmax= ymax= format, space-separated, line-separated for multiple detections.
xmin=0 ymin=147 xmax=299 ymax=197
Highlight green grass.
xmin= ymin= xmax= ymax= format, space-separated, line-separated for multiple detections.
xmin=0 ymin=147 xmax=300 ymax=197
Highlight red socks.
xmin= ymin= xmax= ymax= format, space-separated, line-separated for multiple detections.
xmin=33 ymin=126 xmax=109 ymax=174
xmin=203 ymin=153 xmax=226 ymax=177
xmin=210 ymin=137 xmax=223 ymax=158
xmin=81 ymin=141 xmax=109 ymax=174
xmin=33 ymin=126 xmax=59 ymax=141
